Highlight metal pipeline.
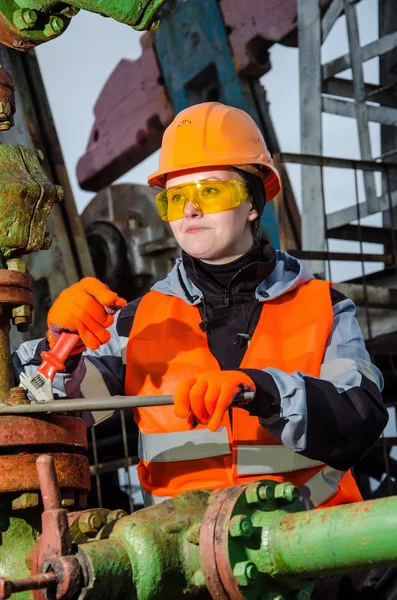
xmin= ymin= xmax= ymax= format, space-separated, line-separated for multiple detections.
xmin=0 ymin=392 xmax=255 ymax=414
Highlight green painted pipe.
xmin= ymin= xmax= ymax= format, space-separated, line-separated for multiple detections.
xmin=262 ymin=496 xmax=397 ymax=578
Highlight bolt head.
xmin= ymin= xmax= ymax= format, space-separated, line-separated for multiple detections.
xmin=13 ymin=8 xmax=37 ymax=30
xmin=233 ymin=561 xmax=258 ymax=586
xmin=79 ymin=512 xmax=102 ymax=534
xmin=245 ymin=482 xmax=274 ymax=504
xmin=274 ymin=483 xmax=299 ymax=503
xmin=6 ymin=258 xmax=26 ymax=273
xmin=229 ymin=514 xmax=253 ymax=538
xmin=50 ymin=16 xmax=64 ymax=32
xmin=44 ymin=16 xmax=65 ymax=37
xmin=107 ymin=509 xmax=127 ymax=524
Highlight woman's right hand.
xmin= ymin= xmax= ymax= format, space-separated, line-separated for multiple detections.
xmin=47 ymin=277 xmax=126 ymax=353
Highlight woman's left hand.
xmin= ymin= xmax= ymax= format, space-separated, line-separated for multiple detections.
xmin=174 ymin=370 xmax=256 ymax=431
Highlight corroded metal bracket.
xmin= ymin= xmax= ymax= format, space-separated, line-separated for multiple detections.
xmin=0 ymin=0 xmax=167 ymax=50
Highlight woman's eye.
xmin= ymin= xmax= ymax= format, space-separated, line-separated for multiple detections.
xmin=202 ymin=187 xmax=218 ymax=196
xmin=172 ymin=194 xmax=184 ymax=203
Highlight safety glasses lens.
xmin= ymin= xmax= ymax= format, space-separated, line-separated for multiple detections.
xmin=155 ymin=180 xmax=249 ymax=222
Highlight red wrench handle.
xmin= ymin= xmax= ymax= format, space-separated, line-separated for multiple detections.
xmin=37 ymin=333 xmax=81 ymax=382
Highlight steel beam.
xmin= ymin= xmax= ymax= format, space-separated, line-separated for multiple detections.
xmin=327 ymin=189 xmax=397 ymax=229
xmin=288 ymin=250 xmax=393 ymax=263
xmin=344 ymin=0 xmax=377 ymax=213
xmin=298 ymin=0 xmax=325 ymax=277
xmin=327 ymin=223 xmax=397 ymax=245
xmin=281 ymin=152 xmax=397 ymax=172
xmin=322 ymin=29 xmax=397 ymax=80
xmin=321 ymin=0 xmax=344 ymax=42
xmin=323 ymin=96 xmax=397 ymax=126
xmin=334 ymin=282 xmax=397 ymax=308
xmin=323 ymin=77 xmax=397 ymax=108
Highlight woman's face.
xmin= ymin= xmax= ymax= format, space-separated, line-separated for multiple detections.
xmin=166 ymin=166 xmax=259 ymax=264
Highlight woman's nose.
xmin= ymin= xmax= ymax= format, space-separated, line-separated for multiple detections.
xmin=184 ymin=200 xmax=203 ymax=218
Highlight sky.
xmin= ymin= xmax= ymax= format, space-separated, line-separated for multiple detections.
xmin=35 ymin=0 xmax=382 ymax=282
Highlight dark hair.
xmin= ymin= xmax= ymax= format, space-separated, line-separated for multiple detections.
xmin=233 ymin=167 xmax=266 ymax=237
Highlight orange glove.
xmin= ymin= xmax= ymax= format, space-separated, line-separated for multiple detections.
xmin=174 ymin=371 xmax=256 ymax=432
xmin=47 ymin=277 xmax=126 ymax=353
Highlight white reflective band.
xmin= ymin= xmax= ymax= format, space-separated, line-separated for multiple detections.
xmin=301 ymin=466 xmax=345 ymax=507
xmin=141 ymin=490 xmax=170 ymax=507
xmin=139 ymin=427 xmax=230 ymax=462
xmin=237 ymin=445 xmax=324 ymax=475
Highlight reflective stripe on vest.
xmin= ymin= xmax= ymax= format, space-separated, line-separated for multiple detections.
xmin=140 ymin=429 xmax=323 ymax=473
xmin=139 ymin=428 xmax=230 ymax=462
xmin=237 ymin=445 xmax=324 ymax=474
xmin=302 ymin=466 xmax=345 ymax=507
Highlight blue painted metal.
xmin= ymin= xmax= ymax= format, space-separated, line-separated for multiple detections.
xmin=154 ymin=0 xmax=280 ymax=249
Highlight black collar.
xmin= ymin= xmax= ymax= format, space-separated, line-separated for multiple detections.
xmin=182 ymin=241 xmax=276 ymax=300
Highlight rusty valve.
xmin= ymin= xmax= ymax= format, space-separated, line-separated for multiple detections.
xmin=0 ymin=455 xmax=82 ymax=600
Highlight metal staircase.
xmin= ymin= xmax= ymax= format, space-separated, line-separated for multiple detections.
xmin=278 ymin=0 xmax=397 ymax=498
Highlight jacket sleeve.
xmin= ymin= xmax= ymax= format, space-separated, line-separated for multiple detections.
xmin=240 ymin=290 xmax=389 ymax=471
xmin=12 ymin=298 xmax=141 ymax=402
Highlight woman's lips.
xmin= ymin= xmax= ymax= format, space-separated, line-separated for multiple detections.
xmin=185 ymin=226 xmax=208 ymax=233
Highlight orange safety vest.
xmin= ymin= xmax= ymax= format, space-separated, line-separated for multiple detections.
xmin=125 ymin=279 xmax=362 ymax=508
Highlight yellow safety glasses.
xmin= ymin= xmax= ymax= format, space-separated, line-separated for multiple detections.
xmin=155 ymin=180 xmax=250 ymax=222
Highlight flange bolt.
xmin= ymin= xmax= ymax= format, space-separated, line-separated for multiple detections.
xmin=233 ymin=561 xmax=258 ymax=586
xmin=229 ymin=514 xmax=253 ymax=538
xmin=13 ymin=9 xmax=37 ymax=30
xmin=274 ymin=482 xmax=299 ymax=503
xmin=44 ymin=16 xmax=64 ymax=37
xmin=245 ymin=481 xmax=274 ymax=504
xmin=78 ymin=512 xmax=102 ymax=534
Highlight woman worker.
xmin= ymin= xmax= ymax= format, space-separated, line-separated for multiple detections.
xmin=14 ymin=102 xmax=387 ymax=511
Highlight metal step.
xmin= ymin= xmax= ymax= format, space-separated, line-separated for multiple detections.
xmin=327 ymin=224 xmax=397 ymax=246
xmin=334 ymin=282 xmax=397 ymax=309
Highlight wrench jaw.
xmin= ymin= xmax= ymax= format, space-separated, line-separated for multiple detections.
xmin=19 ymin=372 xmax=54 ymax=402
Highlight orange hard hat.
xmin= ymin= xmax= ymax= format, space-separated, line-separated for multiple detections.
xmin=147 ymin=102 xmax=281 ymax=201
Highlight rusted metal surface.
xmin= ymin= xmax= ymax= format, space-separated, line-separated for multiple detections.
xmin=0 ymin=312 xmax=13 ymax=404
xmin=76 ymin=34 xmax=173 ymax=191
xmin=0 ymin=573 xmax=58 ymax=600
xmin=0 ymin=415 xmax=87 ymax=448
xmin=0 ymin=8 xmax=70 ymax=51
xmin=30 ymin=455 xmax=82 ymax=600
xmin=0 ymin=144 xmax=61 ymax=258
xmin=200 ymin=489 xmax=229 ymax=600
xmin=0 ymin=453 xmax=90 ymax=493
xmin=0 ymin=46 xmax=93 ymax=353
xmin=0 ymin=268 xmax=34 ymax=326
xmin=0 ymin=270 xmax=33 ymax=292
xmin=6 ymin=259 xmax=34 ymax=330
xmin=6 ymin=387 xmax=28 ymax=405
xmin=0 ymin=286 xmax=34 ymax=307
xmin=0 ymin=67 xmax=15 ymax=130
xmin=212 ymin=487 xmax=247 ymax=600
xmin=0 ymin=0 xmax=166 ymax=50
